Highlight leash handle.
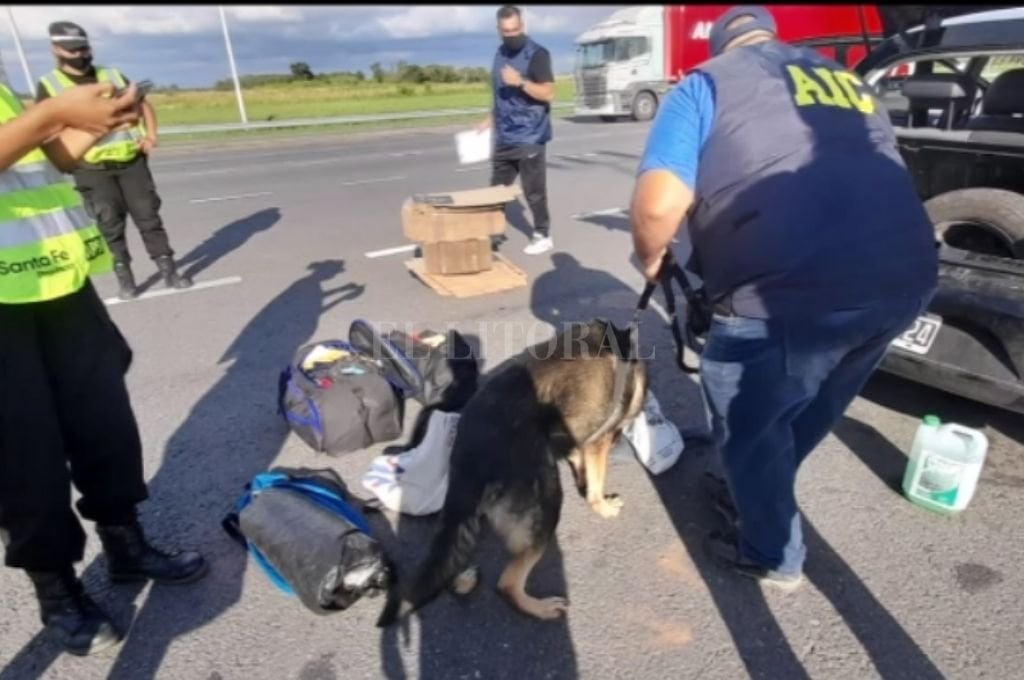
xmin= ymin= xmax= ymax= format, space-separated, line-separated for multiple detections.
xmin=633 ymin=251 xmax=704 ymax=374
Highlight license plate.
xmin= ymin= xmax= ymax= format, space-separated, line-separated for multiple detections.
xmin=891 ymin=314 xmax=943 ymax=355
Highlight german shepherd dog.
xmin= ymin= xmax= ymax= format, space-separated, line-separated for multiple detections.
xmin=377 ymin=319 xmax=648 ymax=626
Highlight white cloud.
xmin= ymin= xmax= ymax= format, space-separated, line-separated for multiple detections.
xmin=374 ymin=6 xmax=492 ymax=39
xmin=4 ymin=5 xmax=305 ymax=39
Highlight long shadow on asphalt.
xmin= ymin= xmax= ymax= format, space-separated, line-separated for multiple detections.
xmin=0 ymin=259 xmax=365 ymax=680
xmin=649 ymin=458 xmax=946 ymax=679
xmin=136 ymin=207 xmax=281 ymax=294
xmin=577 ymin=212 xmax=630 ymax=233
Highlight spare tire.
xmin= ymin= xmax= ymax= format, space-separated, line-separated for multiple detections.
xmin=925 ymin=188 xmax=1024 ymax=259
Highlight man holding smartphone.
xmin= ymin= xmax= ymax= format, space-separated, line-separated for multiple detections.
xmin=36 ymin=21 xmax=192 ymax=300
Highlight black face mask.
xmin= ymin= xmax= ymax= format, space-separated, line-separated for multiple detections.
xmin=61 ymin=54 xmax=92 ymax=71
xmin=502 ymin=34 xmax=527 ymax=53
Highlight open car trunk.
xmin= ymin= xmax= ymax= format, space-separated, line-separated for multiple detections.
xmin=876 ymin=5 xmax=1016 ymax=38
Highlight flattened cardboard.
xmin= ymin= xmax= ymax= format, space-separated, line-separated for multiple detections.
xmin=422 ymin=238 xmax=493 ymax=275
xmin=406 ymin=253 xmax=527 ymax=298
xmin=411 ymin=185 xmax=521 ymax=207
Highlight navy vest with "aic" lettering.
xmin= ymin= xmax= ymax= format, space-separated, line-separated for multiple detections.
xmin=686 ymin=40 xmax=937 ymax=318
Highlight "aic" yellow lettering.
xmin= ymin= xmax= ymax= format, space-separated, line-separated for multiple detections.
xmin=785 ymin=65 xmax=875 ymax=115
xmin=834 ymin=71 xmax=875 ymax=114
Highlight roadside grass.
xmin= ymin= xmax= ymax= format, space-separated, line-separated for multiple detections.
xmin=151 ymin=78 xmax=577 ymax=126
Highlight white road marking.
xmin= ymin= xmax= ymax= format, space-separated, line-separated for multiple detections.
xmin=182 ymin=168 xmax=238 ymax=178
xmin=454 ymin=165 xmax=489 ymax=173
xmin=189 ymin=191 xmax=272 ymax=204
xmin=365 ymin=244 xmax=418 ymax=259
xmin=572 ymin=207 xmax=628 ymax=220
xmin=104 ymin=276 xmax=243 ymax=306
xmin=283 ymin=157 xmax=346 ymax=168
xmin=389 ymin=151 xmax=424 ymax=158
xmin=339 ymin=175 xmax=407 ymax=187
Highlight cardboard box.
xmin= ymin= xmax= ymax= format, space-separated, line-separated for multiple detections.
xmin=402 ymin=185 xmax=521 ymax=243
xmin=422 ymin=238 xmax=493 ymax=275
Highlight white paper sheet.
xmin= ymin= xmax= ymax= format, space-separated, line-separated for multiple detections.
xmin=454 ymin=128 xmax=492 ymax=165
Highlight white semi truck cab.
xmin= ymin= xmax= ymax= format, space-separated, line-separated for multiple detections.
xmin=573 ymin=7 xmax=670 ymax=122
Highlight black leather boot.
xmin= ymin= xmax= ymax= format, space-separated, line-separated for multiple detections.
xmin=155 ymin=256 xmax=192 ymax=289
xmin=97 ymin=522 xmax=208 ymax=585
xmin=27 ymin=568 xmax=121 ymax=656
xmin=113 ymin=262 xmax=138 ymax=300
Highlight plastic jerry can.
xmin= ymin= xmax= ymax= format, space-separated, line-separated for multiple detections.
xmin=902 ymin=415 xmax=989 ymax=515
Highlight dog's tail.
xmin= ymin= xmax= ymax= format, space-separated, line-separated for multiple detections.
xmin=376 ymin=483 xmax=484 ymax=628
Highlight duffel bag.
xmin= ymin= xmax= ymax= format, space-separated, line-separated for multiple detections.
xmin=349 ymin=320 xmax=478 ymax=410
xmin=384 ymin=328 xmax=479 ymax=410
xmin=278 ymin=340 xmax=404 ymax=456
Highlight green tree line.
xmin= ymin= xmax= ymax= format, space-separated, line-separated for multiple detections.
xmin=211 ymin=61 xmax=491 ymax=91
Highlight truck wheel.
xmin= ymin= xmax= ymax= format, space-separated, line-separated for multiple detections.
xmin=925 ymin=188 xmax=1024 ymax=259
xmin=631 ymin=92 xmax=657 ymax=122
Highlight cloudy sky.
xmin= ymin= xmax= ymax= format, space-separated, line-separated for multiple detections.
xmin=0 ymin=5 xmax=625 ymax=91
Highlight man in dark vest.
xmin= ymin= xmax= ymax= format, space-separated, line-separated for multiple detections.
xmin=36 ymin=21 xmax=192 ymax=300
xmin=630 ymin=6 xmax=938 ymax=589
xmin=477 ymin=5 xmax=556 ymax=255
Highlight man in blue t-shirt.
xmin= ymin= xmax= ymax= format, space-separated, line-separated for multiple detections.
xmin=630 ymin=6 xmax=937 ymax=589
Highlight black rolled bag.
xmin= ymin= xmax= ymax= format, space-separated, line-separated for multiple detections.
xmin=222 ymin=468 xmax=395 ymax=615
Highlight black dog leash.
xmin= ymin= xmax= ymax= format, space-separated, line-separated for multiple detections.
xmin=633 ymin=252 xmax=711 ymax=375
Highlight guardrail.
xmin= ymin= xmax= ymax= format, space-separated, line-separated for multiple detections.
xmin=161 ymin=103 xmax=576 ymax=136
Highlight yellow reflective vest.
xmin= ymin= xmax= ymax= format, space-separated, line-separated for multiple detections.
xmin=0 ymin=83 xmax=113 ymax=304
xmin=37 ymin=66 xmax=145 ymax=164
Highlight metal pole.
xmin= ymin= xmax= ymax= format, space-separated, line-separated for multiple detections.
xmin=5 ymin=6 xmax=34 ymax=95
xmin=218 ymin=5 xmax=247 ymax=124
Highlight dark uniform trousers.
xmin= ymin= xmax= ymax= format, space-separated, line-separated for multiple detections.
xmin=0 ymin=283 xmax=149 ymax=571
xmin=491 ymin=145 xmax=551 ymax=238
xmin=73 ymin=154 xmax=173 ymax=266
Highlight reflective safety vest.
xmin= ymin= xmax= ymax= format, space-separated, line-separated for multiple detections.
xmin=38 ymin=66 xmax=145 ymax=164
xmin=0 ymin=84 xmax=113 ymax=304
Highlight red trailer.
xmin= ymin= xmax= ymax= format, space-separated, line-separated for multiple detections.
xmin=575 ymin=5 xmax=886 ymax=121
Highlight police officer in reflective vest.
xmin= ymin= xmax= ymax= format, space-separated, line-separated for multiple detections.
xmin=477 ymin=5 xmax=556 ymax=255
xmin=631 ymin=7 xmax=938 ymax=588
xmin=0 ymin=79 xmax=206 ymax=656
xmin=36 ymin=21 xmax=191 ymax=301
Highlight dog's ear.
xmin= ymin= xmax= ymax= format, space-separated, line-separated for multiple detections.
xmin=600 ymin=322 xmax=634 ymax=361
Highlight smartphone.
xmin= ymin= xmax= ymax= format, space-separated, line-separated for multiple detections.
xmin=113 ymin=79 xmax=153 ymax=103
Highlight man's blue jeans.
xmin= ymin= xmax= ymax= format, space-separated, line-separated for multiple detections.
xmin=698 ymin=295 xmax=931 ymax=575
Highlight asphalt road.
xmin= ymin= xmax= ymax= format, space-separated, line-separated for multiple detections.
xmin=1 ymin=118 xmax=1022 ymax=680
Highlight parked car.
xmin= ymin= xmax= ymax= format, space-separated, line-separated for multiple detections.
xmin=856 ymin=6 xmax=1024 ymax=414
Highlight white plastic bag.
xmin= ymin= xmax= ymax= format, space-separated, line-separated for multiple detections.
xmin=454 ymin=127 xmax=492 ymax=165
xmin=362 ymin=410 xmax=459 ymax=515
xmin=624 ymin=392 xmax=684 ymax=475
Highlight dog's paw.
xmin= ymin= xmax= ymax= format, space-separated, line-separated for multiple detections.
xmin=521 ymin=595 xmax=569 ymax=620
xmin=452 ymin=566 xmax=479 ymax=596
xmin=605 ymin=493 xmax=624 ymax=509
xmin=590 ymin=498 xmax=622 ymax=518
